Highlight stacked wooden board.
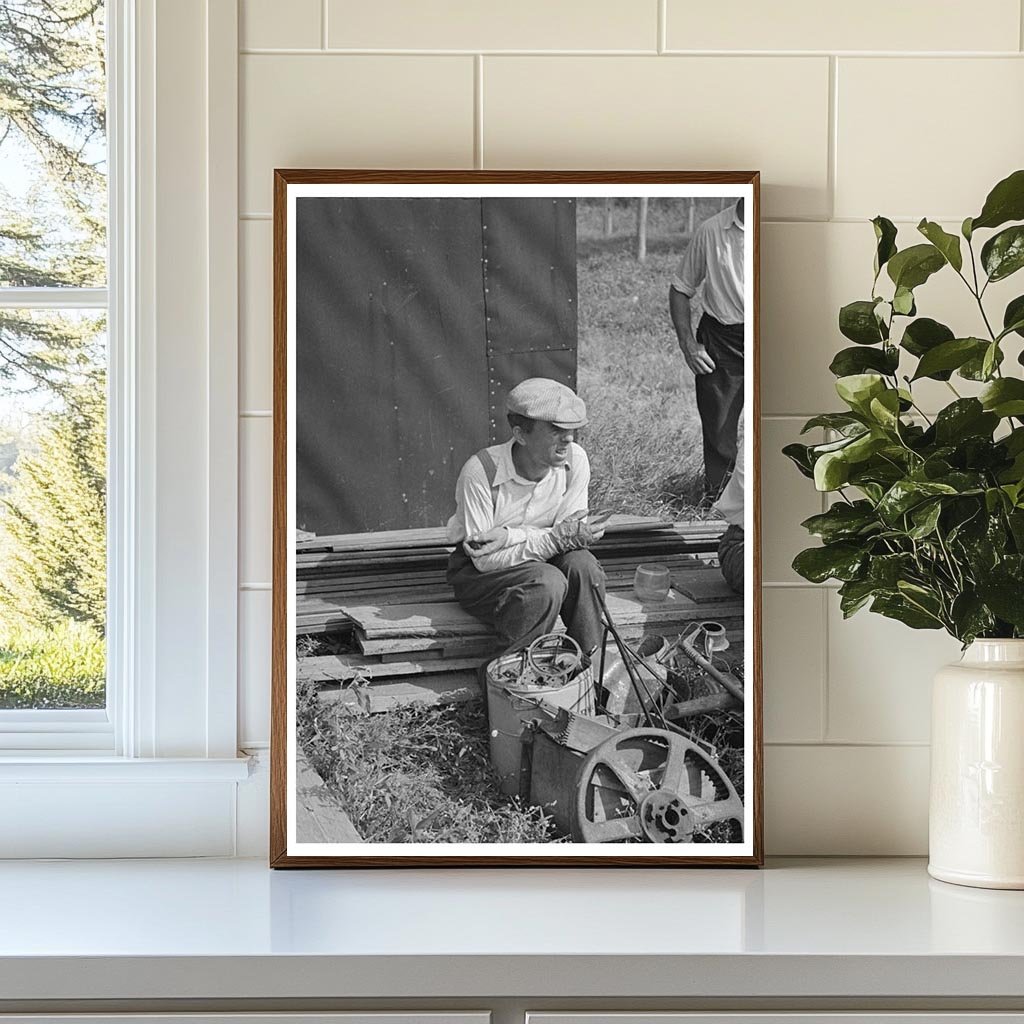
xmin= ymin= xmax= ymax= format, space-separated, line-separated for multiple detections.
xmin=295 ymin=516 xmax=742 ymax=711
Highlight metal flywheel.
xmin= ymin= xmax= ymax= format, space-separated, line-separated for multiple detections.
xmin=570 ymin=727 xmax=743 ymax=844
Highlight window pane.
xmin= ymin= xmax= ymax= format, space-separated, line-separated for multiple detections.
xmin=0 ymin=1 xmax=107 ymax=288
xmin=0 ymin=309 xmax=106 ymax=710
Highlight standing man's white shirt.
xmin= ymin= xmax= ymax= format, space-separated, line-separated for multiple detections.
xmin=714 ymin=435 xmax=744 ymax=527
xmin=446 ymin=439 xmax=590 ymax=572
xmin=672 ymin=203 xmax=745 ymax=325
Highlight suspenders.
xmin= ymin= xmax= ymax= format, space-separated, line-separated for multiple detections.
xmin=474 ymin=446 xmax=572 ymax=511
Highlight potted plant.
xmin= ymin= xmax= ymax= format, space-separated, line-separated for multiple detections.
xmin=785 ymin=169 xmax=1024 ymax=889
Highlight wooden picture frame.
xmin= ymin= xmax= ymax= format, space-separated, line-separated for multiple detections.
xmin=271 ymin=170 xmax=762 ymax=867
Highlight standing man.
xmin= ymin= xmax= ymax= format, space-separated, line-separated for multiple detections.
xmin=669 ymin=198 xmax=746 ymax=499
xmin=445 ymin=378 xmax=607 ymax=656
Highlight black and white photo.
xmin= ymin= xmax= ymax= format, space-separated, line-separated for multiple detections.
xmin=271 ymin=172 xmax=762 ymax=867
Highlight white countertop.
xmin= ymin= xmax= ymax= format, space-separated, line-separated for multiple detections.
xmin=1 ymin=857 xmax=1023 ymax=1002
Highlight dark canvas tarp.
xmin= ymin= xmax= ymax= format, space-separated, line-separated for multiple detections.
xmin=295 ymin=196 xmax=577 ymax=535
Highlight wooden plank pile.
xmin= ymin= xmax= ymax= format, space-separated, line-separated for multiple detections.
xmin=296 ymin=516 xmax=741 ymax=712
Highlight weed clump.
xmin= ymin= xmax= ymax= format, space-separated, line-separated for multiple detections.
xmin=297 ymin=682 xmax=558 ymax=844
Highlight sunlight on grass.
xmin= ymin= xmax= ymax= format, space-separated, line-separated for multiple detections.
xmin=0 ymin=620 xmax=105 ymax=709
xmin=577 ymin=243 xmax=706 ymax=518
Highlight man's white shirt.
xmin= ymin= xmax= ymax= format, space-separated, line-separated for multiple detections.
xmin=671 ymin=202 xmax=745 ymax=326
xmin=446 ymin=439 xmax=590 ymax=571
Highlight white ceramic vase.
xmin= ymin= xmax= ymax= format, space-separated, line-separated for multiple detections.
xmin=929 ymin=639 xmax=1024 ymax=889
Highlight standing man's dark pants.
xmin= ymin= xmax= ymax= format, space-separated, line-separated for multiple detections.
xmin=447 ymin=548 xmax=606 ymax=654
xmin=695 ymin=313 xmax=745 ymax=499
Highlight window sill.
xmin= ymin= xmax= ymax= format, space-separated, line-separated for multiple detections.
xmin=0 ymin=754 xmax=252 ymax=782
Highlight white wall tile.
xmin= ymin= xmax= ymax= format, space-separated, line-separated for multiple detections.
xmin=826 ymin=598 xmax=961 ymax=744
xmin=483 ymin=56 xmax=830 ymax=220
xmin=760 ymin=418 xmax=823 ymax=584
xmin=229 ymin=31 xmax=1015 ymax=856
xmin=836 ymin=58 xmax=1024 ymax=221
xmin=328 ymin=0 xmax=658 ymax=51
xmin=240 ymin=55 xmax=474 ymax=214
xmin=240 ymin=219 xmax=272 ymax=411
xmin=239 ymin=589 xmax=272 ymax=747
xmin=241 ymin=0 xmax=322 ymax=50
xmin=765 ymin=744 xmax=929 ymax=854
xmin=667 ymin=0 xmax=1020 ymax=53
xmin=762 ymin=588 xmax=825 ymax=743
xmin=240 ymin=416 xmax=273 ymax=586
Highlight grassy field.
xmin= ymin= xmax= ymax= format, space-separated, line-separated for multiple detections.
xmin=0 ymin=620 xmax=105 ymax=709
xmin=575 ymin=204 xmax=709 ymax=517
xmin=298 ymin=679 xmax=557 ymax=843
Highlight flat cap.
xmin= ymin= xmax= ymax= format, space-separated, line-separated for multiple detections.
xmin=506 ymin=377 xmax=588 ymax=429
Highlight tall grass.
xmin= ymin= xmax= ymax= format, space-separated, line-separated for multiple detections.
xmin=0 ymin=619 xmax=105 ymax=709
xmin=298 ymin=682 xmax=556 ymax=843
xmin=576 ymin=243 xmax=706 ymax=517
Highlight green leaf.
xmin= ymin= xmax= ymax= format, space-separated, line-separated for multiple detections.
xmin=814 ymin=450 xmax=851 ymax=491
xmin=892 ymin=286 xmax=916 ymax=316
xmin=835 ymin=373 xmax=887 ymax=413
xmin=839 ymin=300 xmax=886 ymax=345
xmin=800 ymin=413 xmax=865 ymax=434
xmin=962 ymin=216 xmax=974 ymax=241
xmin=981 ymin=225 xmax=1024 ymax=282
xmin=976 ymin=567 xmax=1024 ymax=629
xmin=934 ymin=399 xmax=998 ymax=444
xmin=900 ymin=317 xmax=955 ymax=358
xmin=872 ymin=216 xmax=898 ymax=277
xmin=887 ymin=244 xmax=946 ymax=291
xmin=911 ymin=337 xmax=988 ymax=381
xmin=868 ymin=552 xmax=914 ymax=587
xmin=792 ymin=543 xmax=866 ymax=584
xmin=868 ymin=389 xmax=902 ymax=430
xmin=950 ymin=592 xmax=996 ymax=644
xmin=959 ymin=343 xmax=1004 ymax=381
xmin=782 ymin=442 xmax=815 ymax=479
xmin=971 ymin=168 xmax=1024 ymax=232
xmin=800 ymin=501 xmax=879 ymax=543
xmin=982 ymin=341 xmax=1000 ymax=380
xmin=917 ymin=219 xmax=963 ymax=272
xmin=829 ymin=345 xmax=899 ymax=377
xmin=877 ymin=479 xmax=958 ymax=523
xmin=871 ymin=594 xmax=943 ymax=630
xmin=908 ymin=500 xmax=942 ymax=539
xmin=980 ymin=378 xmax=1024 ymax=418
xmin=838 ymin=579 xmax=877 ymax=617
xmin=1002 ymin=295 xmax=1024 ymax=339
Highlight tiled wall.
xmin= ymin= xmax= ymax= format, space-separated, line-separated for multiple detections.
xmin=236 ymin=0 xmax=1024 ymax=854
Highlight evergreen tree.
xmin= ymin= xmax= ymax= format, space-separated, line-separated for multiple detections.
xmin=0 ymin=2 xmax=107 ymax=640
xmin=0 ymin=372 xmax=105 ymax=631
xmin=0 ymin=0 xmax=106 ymax=396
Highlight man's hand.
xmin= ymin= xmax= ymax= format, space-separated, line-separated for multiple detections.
xmin=669 ymin=285 xmax=715 ymax=376
xmin=679 ymin=334 xmax=716 ymax=376
xmin=464 ymin=526 xmax=509 ymax=557
xmin=552 ymin=511 xmax=607 ymax=552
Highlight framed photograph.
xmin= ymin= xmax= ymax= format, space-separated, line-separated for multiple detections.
xmin=271 ymin=170 xmax=762 ymax=867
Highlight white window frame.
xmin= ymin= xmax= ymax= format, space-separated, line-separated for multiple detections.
xmin=0 ymin=0 xmax=249 ymax=857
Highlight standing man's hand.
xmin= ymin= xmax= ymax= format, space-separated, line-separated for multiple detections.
xmin=669 ymin=284 xmax=716 ymax=376
xmin=678 ymin=333 xmax=716 ymax=376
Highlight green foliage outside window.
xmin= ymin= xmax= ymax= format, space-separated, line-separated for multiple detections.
xmin=0 ymin=1 xmax=107 ymax=708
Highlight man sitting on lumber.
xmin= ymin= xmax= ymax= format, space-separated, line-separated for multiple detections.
xmin=446 ymin=377 xmax=607 ymax=655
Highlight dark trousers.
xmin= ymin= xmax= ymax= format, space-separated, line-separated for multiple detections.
xmin=695 ymin=313 xmax=745 ymax=499
xmin=447 ymin=548 xmax=606 ymax=655
xmin=718 ymin=524 xmax=744 ymax=594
